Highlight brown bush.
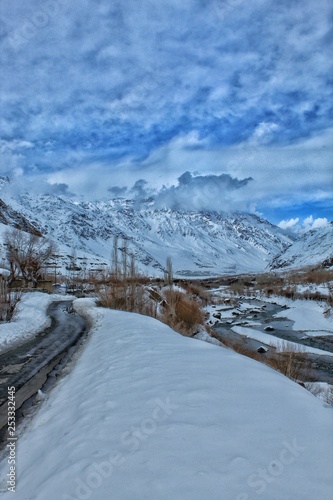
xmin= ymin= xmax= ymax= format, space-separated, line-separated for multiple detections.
xmin=174 ymin=297 xmax=203 ymax=332
xmin=162 ymin=289 xmax=204 ymax=335
xmin=179 ymin=282 xmax=210 ymax=304
xmin=302 ymin=269 xmax=333 ymax=285
xmin=281 ymin=286 xmax=297 ymax=300
xmin=267 ymin=341 xmax=312 ymax=382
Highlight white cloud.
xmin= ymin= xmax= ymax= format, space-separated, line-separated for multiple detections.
xmin=278 ymin=218 xmax=300 ymax=230
xmin=303 ymin=216 xmax=329 ymax=231
xmin=249 ymin=122 xmax=281 ymax=145
xmin=278 ymin=215 xmax=329 ymax=233
xmin=0 ymin=0 xmax=331 ymax=221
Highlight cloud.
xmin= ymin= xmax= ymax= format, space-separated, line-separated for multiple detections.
xmin=1 ymin=0 xmax=332 ymax=163
xmin=102 ymin=171 xmax=254 ymax=212
xmin=130 ymin=180 xmax=154 ymax=201
xmin=278 ymin=215 xmax=329 ymax=233
xmin=303 ymin=215 xmax=329 ymax=230
xmin=0 ymin=0 xmax=331 ymax=222
xmin=0 ymin=173 xmax=75 ymax=199
xmin=278 ymin=218 xmax=300 ymax=230
xmin=108 ymin=186 xmax=128 ymax=197
xmin=153 ymin=171 xmax=253 ymax=211
xmin=43 ymin=182 xmax=75 ymax=197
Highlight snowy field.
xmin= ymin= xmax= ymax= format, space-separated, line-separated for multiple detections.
xmin=272 ymin=297 xmax=333 ymax=331
xmin=0 ymin=297 xmax=332 ymax=500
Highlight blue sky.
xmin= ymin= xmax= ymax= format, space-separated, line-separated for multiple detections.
xmin=0 ymin=0 xmax=332 ymax=230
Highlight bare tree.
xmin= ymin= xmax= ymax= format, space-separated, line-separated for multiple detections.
xmin=129 ymin=253 xmax=136 ymax=311
xmin=4 ymin=228 xmax=57 ymax=288
xmin=165 ymin=257 xmax=173 ymax=285
xmin=111 ymin=235 xmax=119 ymax=279
xmin=164 ymin=257 xmax=175 ymax=319
xmin=121 ymin=238 xmax=128 ymax=279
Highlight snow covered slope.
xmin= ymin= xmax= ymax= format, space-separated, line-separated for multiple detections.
xmin=270 ymin=223 xmax=333 ymax=270
xmin=0 ymin=199 xmax=41 ymax=236
xmin=0 ymin=299 xmax=331 ymax=500
xmin=1 ymin=192 xmax=293 ymax=276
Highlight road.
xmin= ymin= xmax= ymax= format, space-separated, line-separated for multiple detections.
xmin=0 ymin=300 xmax=89 ymax=433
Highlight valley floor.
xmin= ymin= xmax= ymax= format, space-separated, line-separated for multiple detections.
xmin=0 ymin=296 xmax=332 ymax=499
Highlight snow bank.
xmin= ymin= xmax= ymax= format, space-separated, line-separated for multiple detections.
xmin=0 ymin=299 xmax=332 ymax=500
xmin=232 ymin=325 xmax=333 ymax=357
xmin=0 ymin=292 xmax=72 ymax=353
xmin=272 ymin=297 xmax=333 ymax=331
xmin=304 ymin=330 xmax=333 ymax=337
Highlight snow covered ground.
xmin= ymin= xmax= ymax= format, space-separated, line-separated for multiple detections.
xmin=0 ymin=293 xmax=72 ymax=354
xmin=231 ymin=325 xmax=333 ymax=356
xmin=206 ymin=290 xmax=333 ymax=335
xmin=0 ymin=297 xmax=332 ymax=500
xmin=272 ymin=297 xmax=333 ymax=331
xmin=293 ymin=282 xmax=333 ymax=297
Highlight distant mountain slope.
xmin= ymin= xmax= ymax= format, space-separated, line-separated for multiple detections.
xmin=1 ymin=192 xmax=293 ymax=276
xmin=0 ymin=198 xmax=42 ymax=236
xmin=270 ymin=223 xmax=333 ymax=270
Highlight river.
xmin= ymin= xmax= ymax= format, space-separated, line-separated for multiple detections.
xmin=212 ymin=298 xmax=333 ymax=384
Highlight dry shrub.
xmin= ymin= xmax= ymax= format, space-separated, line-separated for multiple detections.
xmin=281 ymin=286 xmax=297 ymax=300
xmin=97 ymin=283 xmax=154 ymax=316
xmin=179 ymin=282 xmax=210 ymax=303
xmin=0 ymin=289 xmax=22 ymax=322
xmin=230 ymin=340 xmax=261 ymax=362
xmin=325 ymin=386 xmax=333 ymax=405
xmin=303 ymin=269 xmax=333 ymax=285
xmin=265 ymin=286 xmax=281 ymax=297
xmin=304 ymin=383 xmax=333 ymax=405
xmin=162 ymin=289 xmax=204 ymax=335
xmin=228 ymin=282 xmax=245 ymax=296
xmin=174 ymin=296 xmax=203 ymax=332
xmin=299 ymin=290 xmax=327 ymax=301
xmin=267 ymin=341 xmax=312 ymax=382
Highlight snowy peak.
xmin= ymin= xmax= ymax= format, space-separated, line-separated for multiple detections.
xmin=0 ymin=192 xmax=295 ymax=276
xmin=270 ymin=222 xmax=333 ymax=270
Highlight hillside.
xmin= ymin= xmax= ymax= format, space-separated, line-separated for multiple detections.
xmin=0 ymin=191 xmax=293 ymax=276
xmin=0 ymin=199 xmax=41 ymax=237
xmin=270 ymin=223 xmax=333 ymax=270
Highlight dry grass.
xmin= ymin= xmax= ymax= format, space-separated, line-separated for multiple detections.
xmin=97 ymin=277 xmax=207 ymax=336
xmin=162 ymin=289 xmax=204 ymax=335
xmin=266 ymin=341 xmax=312 ymax=382
xmin=179 ymin=282 xmax=210 ymax=304
xmin=304 ymin=382 xmax=333 ymax=405
xmin=211 ymin=268 xmax=332 ymax=311
xmin=174 ymin=296 xmax=204 ymax=333
xmin=97 ymin=282 xmax=156 ymax=317
xmin=0 ymin=288 xmax=22 ymax=322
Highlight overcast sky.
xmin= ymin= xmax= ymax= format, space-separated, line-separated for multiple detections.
xmin=0 ymin=0 xmax=332 ymax=229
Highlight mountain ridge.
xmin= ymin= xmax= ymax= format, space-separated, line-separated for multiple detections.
xmin=0 ymin=191 xmax=296 ymax=276
xmin=1 ymin=176 xmax=331 ymax=275
xmin=270 ymin=222 xmax=333 ymax=270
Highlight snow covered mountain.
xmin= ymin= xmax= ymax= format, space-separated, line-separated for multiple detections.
xmin=0 ymin=198 xmax=41 ymax=236
xmin=270 ymin=222 xmax=333 ymax=270
xmin=0 ymin=190 xmax=294 ymax=276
